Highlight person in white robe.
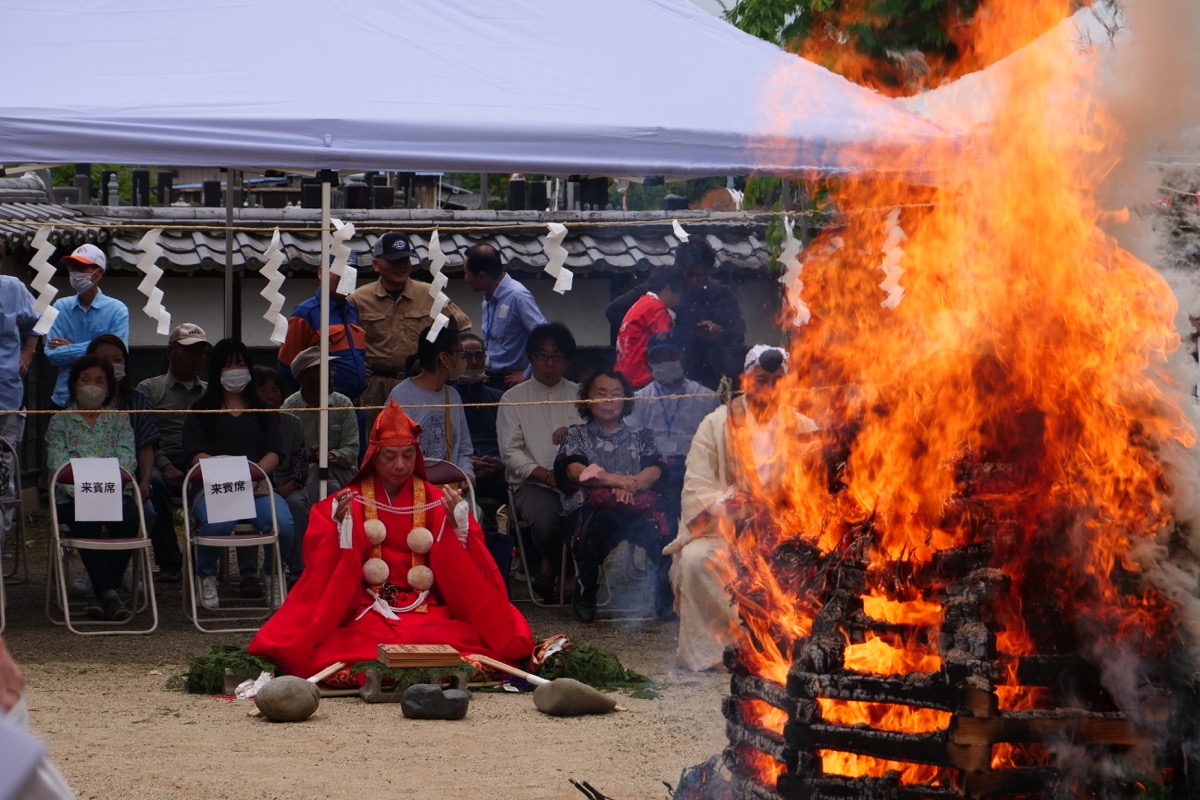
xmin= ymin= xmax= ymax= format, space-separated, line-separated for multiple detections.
xmin=664 ymin=345 xmax=818 ymax=671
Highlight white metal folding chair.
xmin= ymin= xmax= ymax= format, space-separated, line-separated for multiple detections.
xmin=1 ymin=434 xmax=28 ymax=585
xmin=44 ymin=462 xmax=158 ymax=635
xmin=182 ymin=460 xmax=286 ymax=633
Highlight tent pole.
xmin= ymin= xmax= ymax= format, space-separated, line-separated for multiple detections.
xmin=224 ymin=168 xmax=235 ymax=339
xmin=317 ymin=174 xmax=333 ymax=501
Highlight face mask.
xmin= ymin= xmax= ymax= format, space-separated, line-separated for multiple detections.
xmin=220 ymin=368 xmax=251 ymax=393
xmin=444 ymin=353 xmax=465 ymax=382
xmin=69 ymin=272 xmax=95 ymax=295
xmin=650 ymin=361 xmax=685 ymax=386
xmin=458 ymin=367 xmax=485 ymax=385
xmin=111 ymin=362 xmax=126 ymax=381
xmin=76 ymin=384 xmax=107 ymax=409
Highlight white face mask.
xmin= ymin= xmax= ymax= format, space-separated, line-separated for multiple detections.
xmin=69 ymin=271 xmax=95 ymax=295
xmin=111 ymin=362 xmax=126 ymax=381
xmin=220 ymin=368 xmax=251 ymax=393
xmin=650 ymin=361 xmax=685 ymax=386
xmin=76 ymin=384 xmax=107 ymax=409
xmin=458 ymin=367 xmax=485 ymax=385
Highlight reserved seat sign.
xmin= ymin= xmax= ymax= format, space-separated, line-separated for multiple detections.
xmin=200 ymin=456 xmax=256 ymax=524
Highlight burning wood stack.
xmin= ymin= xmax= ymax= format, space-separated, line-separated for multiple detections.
xmin=719 ymin=526 xmax=1175 ymax=799
xmin=669 ymin=2 xmax=1200 ymax=797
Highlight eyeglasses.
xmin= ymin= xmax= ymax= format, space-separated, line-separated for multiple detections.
xmin=463 ymin=351 xmax=487 ymax=362
xmin=530 ymin=352 xmax=567 ymax=364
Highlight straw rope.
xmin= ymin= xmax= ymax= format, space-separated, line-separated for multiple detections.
xmin=7 ymin=390 xmax=732 ymax=416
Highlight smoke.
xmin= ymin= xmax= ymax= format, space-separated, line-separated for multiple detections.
xmin=1093 ymin=0 xmax=1200 ymax=596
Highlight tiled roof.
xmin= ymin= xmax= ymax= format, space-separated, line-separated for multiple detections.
xmin=0 ymin=205 xmax=772 ymax=275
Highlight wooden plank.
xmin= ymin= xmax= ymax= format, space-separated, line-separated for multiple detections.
xmin=787 ymin=669 xmax=967 ymax=713
xmin=950 ymin=711 xmax=1146 ymax=746
xmin=785 ymin=722 xmax=952 ymax=768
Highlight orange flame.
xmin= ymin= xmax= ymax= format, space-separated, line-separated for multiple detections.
xmin=728 ymin=0 xmax=1190 ymax=788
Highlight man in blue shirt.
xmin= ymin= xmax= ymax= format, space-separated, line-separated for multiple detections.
xmin=462 ymin=243 xmax=547 ymax=390
xmin=0 ymin=244 xmax=40 ymax=556
xmin=45 ymin=244 xmax=129 ymax=408
xmin=277 ymin=252 xmax=368 ymax=449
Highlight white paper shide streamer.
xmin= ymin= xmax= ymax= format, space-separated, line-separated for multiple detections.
xmin=425 ymin=229 xmax=451 ymax=342
xmin=135 ymin=228 xmax=172 ymax=335
xmin=879 ymin=208 xmax=906 ymax=310
xmin=30 ymin=227 xmax=59 ymax=335
xmin=330 ymin=218 xmax=357 ymax=296
xmin=543 ymin=223 xmax=573 ymax=294
xmin=671 ymin=218 xmax=691 ymax=244
xmin=260 ymin=229 xmax=288 ymax=345
xmin=777 ymin=216 xmax=810 ymax=327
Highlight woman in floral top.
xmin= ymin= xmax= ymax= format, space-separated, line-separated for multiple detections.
xmin=45 ymin=355 xmax=139 ymax=621
xmin=553 ymin=369 xmax=670 ymax=624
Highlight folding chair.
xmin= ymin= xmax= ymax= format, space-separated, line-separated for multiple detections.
xmin=0 ymin=435 xmax=28 ymax=584
xmin=424 ymin=457 xmax=478 ymax=517
xmin=44 ymin=462 xmax=158 ymax=635
xmin=507 ymin=484 xmax=570 ymax=607
xmin=182 ymin=460 xmax=286 ymax=633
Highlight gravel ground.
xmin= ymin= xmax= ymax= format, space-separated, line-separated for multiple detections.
xmin=2 ymin=527 xmax=729 ymax=800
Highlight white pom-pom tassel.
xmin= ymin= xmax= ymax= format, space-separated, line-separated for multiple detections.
xmin=407 ymin=565 xmax=434 ymax=591
xmin=362 ymin=557 xmax=390 ymax=586
xmin=407 ymin=527 xmax=434 ymax=554
xmin=364 ymin=518 xmax=387 ymax=545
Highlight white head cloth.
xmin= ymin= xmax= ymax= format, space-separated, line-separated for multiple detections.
xmin=743 ymin=344 xmax=790 ymax=374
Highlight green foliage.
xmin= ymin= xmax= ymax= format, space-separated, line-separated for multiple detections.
xmin=183 ymin=645 xmax=276 ymax=695
xmin=725 ymin=0 xmax=983 ymax=92
xmin=613 ymin=177 xmax=726 ymax=212
xmin=48 ymin=163 xmax=154 ymax=205
xmin=349 ymin=660 xmax=468 ymax=693
xmin=542 ymin=641 xmax=651 ymax=691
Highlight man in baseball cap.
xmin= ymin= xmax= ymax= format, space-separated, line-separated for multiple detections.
xmin=46 ymin=243 xmax=128 ymax=408
xmin=137 ymin=323 xmax=210 ymax=582
xmin=351 ymin=233 xmax=472 ymax=430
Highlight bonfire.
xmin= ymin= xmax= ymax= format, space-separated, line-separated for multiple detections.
xmin=689 ymin=1 xmax=1200 ymax=797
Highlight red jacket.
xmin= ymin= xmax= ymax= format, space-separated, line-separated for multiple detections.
xmin=615 ymin=293 xmax=671 ymax=388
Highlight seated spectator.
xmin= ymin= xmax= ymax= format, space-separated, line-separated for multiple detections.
xmin=254 ymin=366 xmax=309 ymax=584
xmin=615 ymin=265 xmax=686 ymax=389
xmin=386 ymin=322 xmax=475 ymax=480
xmin=183 ymin=339 xmax=295 ymax=610
xmin=456 ymin=333 xmax=504 ymax=487
xmin=626 ymin=333 xmax=720 ymax=544
xmin=281 ymin=345 xmax=359 ymax=493
xmin=247 ymin=401 xmax=534 ymax=681
xmin=554 ymin=369 xmax=670 ymax=623
xmin=87 ymin=335 xmax=159 ymax=529
xmin=454 ymin=332 xmax=513 ymax=576
xmin=138 ymin=323 xmax=210 ymax=583
xmin=45 ymin=355 xmax=140 ymax=621
xmin=277 ymin=252 xmax=368 ymax=450
xmin=497 ymin=322 xmax=582 ymax=601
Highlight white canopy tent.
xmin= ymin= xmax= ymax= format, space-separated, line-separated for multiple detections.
xmin=0 ymin=0 xmax=948 ymax=175
xmin=0 ymin=0 xmax=951 ymax=496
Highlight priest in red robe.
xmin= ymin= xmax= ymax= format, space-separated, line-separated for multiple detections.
xmin=249 ymin=401 xmax=534 ymax=683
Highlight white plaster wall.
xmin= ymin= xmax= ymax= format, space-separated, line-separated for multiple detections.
xmin=102 ymin=273 xmax=780 ymax=350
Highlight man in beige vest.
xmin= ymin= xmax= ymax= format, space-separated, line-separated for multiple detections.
xmin=351 ymin=232 xmax=471 ymax=429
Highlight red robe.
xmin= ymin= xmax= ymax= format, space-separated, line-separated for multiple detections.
xmin=248 ymin=477 xmax=534 ymax=679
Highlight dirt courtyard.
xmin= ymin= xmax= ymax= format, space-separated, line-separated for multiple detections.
xmin=3 ymin=547 xmax=730 ymax=800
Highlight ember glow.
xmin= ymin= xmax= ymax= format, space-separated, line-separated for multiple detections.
xmin=724 ymin=0 xmax=1196 ymax=792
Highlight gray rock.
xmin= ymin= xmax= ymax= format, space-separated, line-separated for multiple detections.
xmin=400 ymin=683 xmax=469 ymax=720
xmin=254 ymin=676 xmax=319 ymax=722
xmin=532 ymin=678 xmax=618 ymax=716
